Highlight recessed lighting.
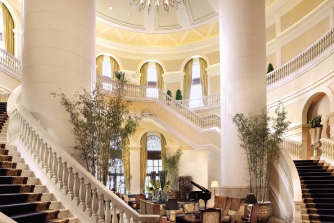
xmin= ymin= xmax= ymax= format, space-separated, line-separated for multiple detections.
xmin=109 ymin=6 xmax=112 ymax=10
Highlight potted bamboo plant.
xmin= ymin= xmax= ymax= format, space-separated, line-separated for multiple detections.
xmin=232 ymin=103 xmax=290 ymax=222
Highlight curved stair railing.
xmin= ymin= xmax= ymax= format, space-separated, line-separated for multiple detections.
xmin=276 ymin=145 xmax=303 ymax=223
xmin=267 ymin=26 xmax=334 ymax=87
xmin=7 ymin=104 xmax=160 ymax=223
xmin=281 ymin=138 xmax=302 ymax=159
xmin=175 ymin=93 xmax=220 ymax=109
xmin=0 ymin=48 xmax=21 ymax=75
xmin=320 ymin=138 xmax=334 ymax=160
xmin=99 ymin=76 xmax=221 ymax=129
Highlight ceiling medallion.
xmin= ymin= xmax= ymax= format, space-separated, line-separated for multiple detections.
xmin=128 ymin=0 xmax=186 ymax=14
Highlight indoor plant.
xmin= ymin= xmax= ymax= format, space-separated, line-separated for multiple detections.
xmin=232 ymin=103 xmax=290 ymax=222
xmin=162 ymin=149 xmax=183 ymax=197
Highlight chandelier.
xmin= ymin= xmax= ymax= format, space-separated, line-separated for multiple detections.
xmin=128 ymin=0 xmax=186 ymax=14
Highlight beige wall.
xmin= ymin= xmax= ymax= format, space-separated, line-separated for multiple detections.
xmin=205 ymin=51 xmax=220 ymax=65
xmin=210 ymin=75 xmax=220 ymax=95
xmin=281 ymin=0 xmax=325 ymax=32
xmin=118 ymin=57 xmax=141 ymax=71
xmin=266 ymin=24 xmax=276 ymax=42
xmin=162 ymin=59 xmax=184 ymax=72
xmin=281 ymin=18 xmax=329 ymax=64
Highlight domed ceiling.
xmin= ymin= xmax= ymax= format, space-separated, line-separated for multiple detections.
xmin=96 ymin=0 xmax=278 ymax=48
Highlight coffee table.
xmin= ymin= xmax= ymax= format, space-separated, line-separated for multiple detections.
xmin=176 ymin=214 xmax=201 ymax=223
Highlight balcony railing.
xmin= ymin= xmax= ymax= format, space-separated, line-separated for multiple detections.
xmin=176 ymin=93 xmax=220 ymax=109
xmin=0 ymin=92 xmax=10 ymax=102
xmin=320 ymin=138 xmax=334 ymax=160
xmin=281 ymin=138 xmax=302 ymax=159
xmin=0 ymin=48 xmax=21 ymax=74
xmin=98 ymin=76 xmax=221 ymax=129
xmin=267 ymin=27 xmax=334 ymax=86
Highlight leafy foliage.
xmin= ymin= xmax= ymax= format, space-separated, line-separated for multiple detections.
xmin=175 ymin=89 xmax=183 ymax=100
xmin=51 ymin=78 xmax=143 ymax=187
xmin=167 ymin=90 xmax=172 ymax=98
xmin=162 ymin=149 xmax=183 ymax=190
xmin=309 ymin=115 xmax=323 ymax=128
xmin=232 ymin=103 xmax=290 ymax=201
xmin=267 ymin=63 xmax=274 ymax=73
xmin=114 ymin=71 xmax=125 ymax=81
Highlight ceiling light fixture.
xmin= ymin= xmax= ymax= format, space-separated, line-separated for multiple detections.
xmin=128 ymin=0 xmax=186 ymax=14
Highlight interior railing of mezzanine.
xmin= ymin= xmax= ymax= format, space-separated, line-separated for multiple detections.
xmin=0 ymin=48 xmax=21 ymax=74
xmin=7 ymin=104 xmax=160 ymax=223
xmin=175 ymin=93 xmax=220 ymax=109
xmin=98 ymin=76 xmax=221 ymax=129
xmin=276 ymin=145 xmax=302 ymax=223
xmin=267 ymin=26 xmax=334 ymax=86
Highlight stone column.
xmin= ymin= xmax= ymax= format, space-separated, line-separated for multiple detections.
xmin=21 ymin=1 xmax=96 ymax=153
xmin=219 ymin=0 xmax=267 ymax=197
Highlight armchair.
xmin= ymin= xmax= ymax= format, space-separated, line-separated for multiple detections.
xmin=201 ymin=208 xmax=221 ymax=223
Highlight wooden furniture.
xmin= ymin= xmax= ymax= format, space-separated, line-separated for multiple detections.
xmin=201 ymin=208 xmax=221 ymax=223
xmin=176 ymin=214 xmax=201 ymax=223
xmin=213 ymin=196 xmax=245 ymax=223
xmin=135 ymin=194 xmax=146 ymax=212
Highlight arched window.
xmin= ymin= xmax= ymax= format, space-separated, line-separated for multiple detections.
xmin=189 ymin=62 xmax=202 ymax=107
xmin=102 ymin=59 xmax=112 ymax=78
xmin=107 ymin=159 xmax=126 ymax=194
xmin=146 ymin=65 xmax=158 ymax=98
xmin=146 ymin=135 xmax=162 ymax=187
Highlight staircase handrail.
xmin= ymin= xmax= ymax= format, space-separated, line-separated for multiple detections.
xmin=277 ymin=144 xmax=302 ymax=223
xmin=98 ymin=76 xmax=221 ymax=129
xmin=7 ymin=104 xmax=160 ymax=223
xmin=0 ymin=92 xmax=11 ymax=102
xmin=281 ymin=138 xmax=302 ymax=159
xmin=267 ymin=26 xmax=334 ymax=86
xmin=174 ymin=93 xmax=220 ymax=109
xmin=0 ymin=48 xmax=21 ymax=74
xmin=320 ymin=138 xmax=334 ymax=160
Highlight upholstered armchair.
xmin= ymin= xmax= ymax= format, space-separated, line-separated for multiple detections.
xmin=201 ymin=208 xmax=221 ymax=223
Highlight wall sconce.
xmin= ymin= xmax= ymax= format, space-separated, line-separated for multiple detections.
xmin=211 ymin=181 xmax=219 ymax=197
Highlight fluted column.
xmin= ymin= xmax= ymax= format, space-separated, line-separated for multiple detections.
xmin=219 ymin=0 xmax=266 ymax=197
xmin=21 ymin=0 xmax=96 ymax=153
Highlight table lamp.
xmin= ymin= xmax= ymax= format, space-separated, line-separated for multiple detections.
xmin=165 ymin=198 xmax=179 ymax=223
xmin=244 ymin=193 xmax=257 ymax=219
xmin=211 ymin=181 xmax=219 ymax=197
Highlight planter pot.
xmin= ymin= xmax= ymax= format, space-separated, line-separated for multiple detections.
xmin=309 ymin=127 xmax=323 ymax=159
xmin=257 ymin=202 xmax=272 ymax=223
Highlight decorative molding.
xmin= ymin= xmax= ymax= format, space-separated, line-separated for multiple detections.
xmin=206 ymin=63 xmax=220 ymax=77
xmin=163 ymin=71 xmax=184 ymax=83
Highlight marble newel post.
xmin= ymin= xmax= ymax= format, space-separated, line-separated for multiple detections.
xmin=219 ymin=0 xmax=267 ymax=197
xmin=21 ymin=1 xmax=96 ymax=155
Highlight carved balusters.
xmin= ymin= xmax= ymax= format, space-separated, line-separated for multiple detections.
xmin=42 ymin=143 xmax=48 ymax=173
xmin=62 ymin=162 xmax=68 ymax=194
xmin=85 ymin=183 xmax=92 ymax=217
xmin=97 ymin=193 xmax=105 ymax=223
xmin=52 ymin=152 xmax=58 ymax=183
xmin=67 ymin=167 xmax=74 ymax=200
xmin=111 ymin=203 xmax=117 ymax=223
xmin=47 ymin=147 xmax=53 ymax=178
xmin=73 ymin=172 xmax=80 ymax=205
xmin=38 ymin=139 xmax=44 ymax=168
xmin=91 ymin=188 xmax=98 ymax=222
xmin=126 ymin=213 xmax=131 ymax=223
xmin=119 ymin=210 xmax=124 ymax=223
xmin=79 ymin=177 xmax=86 ymax=211
xmin=105 ymin=200 xmax=111 ymax=223
xmin=56 ymin=157 xmax=63 ymax=189
xmin=35 ymin=136 xmax=40 ymax=163
xmin=30 ymin=131 xmax=36 ymax=156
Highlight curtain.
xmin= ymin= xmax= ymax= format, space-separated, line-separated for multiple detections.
xmin=96 ymin=55 xmax=104 ymax=76
xmin=199 ymin=58 xmax=208 ymax=96
xmin=183 ymin=59 xmax=193 ymax=99
xmin=110 ymin=56 xmax=119 ymax=79
xmin=140 ymin=62 xmax=149 ymax=86
xmin=2 ymin=3 xmax=14 ymax=55
xmin=122 ymin=138 xmax=131 ymax=193
xmin=156 ymin=63 xmax=164 ymax=91
xmin=160 ymin=133 xmax=166 ymax=170
xmin=140 ymin=133 xmax=148 ymax=192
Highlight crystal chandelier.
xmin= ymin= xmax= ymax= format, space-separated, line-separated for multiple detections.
xmin=128 ymin=0 xmax=186 ymax=14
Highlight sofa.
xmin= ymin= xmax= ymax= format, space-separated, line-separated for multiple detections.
xmin=213 ymin=195 xmax=245 ymax=223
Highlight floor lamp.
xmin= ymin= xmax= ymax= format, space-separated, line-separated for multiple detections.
xmin=211 ymin=181 xmax=219 ymax=197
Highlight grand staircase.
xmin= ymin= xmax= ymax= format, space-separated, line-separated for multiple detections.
xmin=294 ymin=160 xmax=334 ymax=223
xmin=0 ymin=103 xmax=78 ymax=223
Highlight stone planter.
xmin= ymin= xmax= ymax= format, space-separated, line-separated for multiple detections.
xmin=257 ymin=202 xmax=272 ymax=223
xmin=309 ymin=127 xmax=323 ymax=159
